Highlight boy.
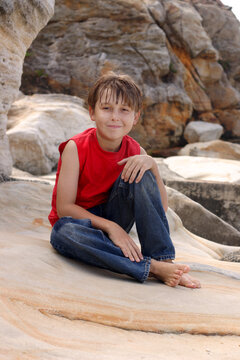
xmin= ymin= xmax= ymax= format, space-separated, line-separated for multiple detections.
xmin=49 ymin=72 xmax=200 ymax=288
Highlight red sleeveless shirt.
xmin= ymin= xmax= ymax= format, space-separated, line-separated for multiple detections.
xmin=48 ymin=128 xmax=140 ymax=226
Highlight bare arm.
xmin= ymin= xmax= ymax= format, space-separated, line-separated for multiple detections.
xmin=140 ymin=147 xmax=168 ymax=212
xmin=56 ymin=140 xmax=143 ymax=262
xmin=118 ymin=147 xmax=168 ymax=212
xmin=56 ymin=140 xmax=113 ymax=232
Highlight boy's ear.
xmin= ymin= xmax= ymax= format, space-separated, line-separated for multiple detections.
xmin=133 ymin=111 xmax=141 ymax=125
xmin=89 ymin=106 xmax=95 ymax=121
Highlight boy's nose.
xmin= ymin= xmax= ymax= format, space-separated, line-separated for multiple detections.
xmin=112 ymin=110 xmax=120 ymax=121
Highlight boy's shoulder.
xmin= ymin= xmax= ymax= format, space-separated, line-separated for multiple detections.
xmin=123 ymin=134 xmax=141 ymax=155
xmin=124 ymin=134 xmax=140 ymax=147
xmin=59 ymin=127 xmax=95 ymax=155
xmin=71 ymin=127 xmax=96 ymax=143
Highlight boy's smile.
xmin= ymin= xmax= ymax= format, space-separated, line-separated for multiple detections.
xmin=89 ymin=89 xmax=140 ymax=152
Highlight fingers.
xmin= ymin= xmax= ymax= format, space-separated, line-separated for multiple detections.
xmin=117 ymin=158 xmax=128 ymax=165
xmin=121 ymin=241 xmax=143 ymax=262
xmin=117 ymin=236 xmax=143 ymax=262
xmin=123 ymin=163 xmax=140 ymax=183
xmin=120 ymin=158 xmax=143 ymax=183
xmin=131 ymin=240 xmax=144 ymax=261
xmin=118 ymin=155 xmax=153 ymax=184
xmin=134 ymin=167 xmax=146 ymax=183
xmin=108 ymin=223 xmax=143 ymax=262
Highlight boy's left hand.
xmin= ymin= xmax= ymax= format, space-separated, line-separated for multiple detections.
xmin=118 ymin=155 xmax=154 ymax=184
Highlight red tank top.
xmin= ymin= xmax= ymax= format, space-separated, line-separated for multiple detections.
xmin=48 ymin=128 xmax=140 ymax=226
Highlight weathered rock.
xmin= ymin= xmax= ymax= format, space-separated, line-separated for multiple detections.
xmin=198 ymin=111 xmax=219 ymax=124
xmin=163 ymin=0 xmax=217 ymax=59
xmin=7 ymin=94 xmax=93 ymax=175
xmin=170 ymin=46 xmax=213 ymax=114
xmin=192 ymin=58 xmax=223 ymax=84
xmin=184 ymin=121 xmax=223 ymax=143
xmin=221 ymin=250 xmax=240 ymax=263
xmin=1 ymin=179 xmax=240 ymax=341
xmin=214 ymin=109 xmax=240 ymax=138
xmin=165 ymin=155 xmax=240 ymax=182
xmin=167 ymin=186 xmax=240 ymax=246
xmin=179 ymin=140 xmax=240 ymax=160
xmin=164 ymin=156 xmax=240 ymax=231
xmin=195 ymin=1 xmax=240 ymax=92
xmin=205 ymin=73 xmax=240 ymax=109
xmin=20 ymin=0 xmax=195 ymax=151
xmin=0 ymin=0 xmax=55 ymax=177
xmin=19 ymin=0 xmax=240 ymax=152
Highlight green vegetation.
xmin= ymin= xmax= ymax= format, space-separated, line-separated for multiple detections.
xmin=169 ymin=62 xmax=177 ymax=74
xmin=35 ymin=69 xmax=48 ymax=78
xmin=25 ymin=50 xmax=32 ymax=57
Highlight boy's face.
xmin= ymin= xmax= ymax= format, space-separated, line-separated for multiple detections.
xmin=89 ymin=88 xmax=140 ymax=148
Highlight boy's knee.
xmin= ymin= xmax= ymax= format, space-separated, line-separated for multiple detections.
xmin=53 ymin=217 xmax=91 ymax=233
xmin=137 ymin=170 xmax=156 ymax=188
xmin=51 ymin=217 xmax=92 ymax=246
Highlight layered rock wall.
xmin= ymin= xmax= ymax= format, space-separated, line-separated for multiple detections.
xmin=0 ymin=0 xmax=55 ymax=178
xmin=20 ymin=0 xmax=240 ymax=151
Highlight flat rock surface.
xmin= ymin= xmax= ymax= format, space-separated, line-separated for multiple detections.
xmin=164 ymin=156 xmax=240 ymax=183
xmin=0 ymin=180 xmax=240 ymax=358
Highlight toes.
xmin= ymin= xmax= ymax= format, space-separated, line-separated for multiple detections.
xmin=178 ymin=264 xmax=190 ymax=274
xmin=179 ymin=275 xmax=201 ymax=289
xmin=175 ymin=270 xmax=183 ymax=276
xmin=167 ymin=279 xmax=178 ymax=287
xmin=186 ymin=282 xmax=196 ymax=288
xmin=193 ymin=280 xmax=201 ymax=288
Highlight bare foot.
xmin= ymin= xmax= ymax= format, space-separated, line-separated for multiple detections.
xmin=179 ymin=273 xmax=201 ymax=289
xmin=149 ymin=259 xmax=190 ymax=287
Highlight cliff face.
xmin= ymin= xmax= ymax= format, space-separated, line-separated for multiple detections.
xmin=21 ymin=0 xmax=240 ymax=151
xmin=0 ymin=0 xmax=55 ymax=178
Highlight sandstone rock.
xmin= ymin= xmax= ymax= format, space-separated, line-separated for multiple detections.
xmin=184 ymin=121 xmax=223 ymax=143
xmin=167 ymin=186 xmax=240 ymax=246
xmin=221 ymin=250 xmax=240 ymax=263
xmin=7 ymin=94 xmax=93 ymax=175
xmin=165 ymin=155 xmax=240 ymax=183
xmin=205 ymin=73 xmax=240 ymax=109
xmin=179 ymin=140 xmax=240 ymax=161
xmin=198 ymin=111 xmax=219 ymax=124
xmin=170 ymin=46 xmax=213 ymax=113
xmin=192 ymin=58 xmax=223 ymax=84
xmin=19 ymin=0 xmax=240 ymax=150
xmin=1 ymin=176 xmax=240 ymax=357
xmin=214 ymin=109 xmax=240 ymax=138
xmin=163 ymin=0 xmax=217 ymax=59
xmin=0 ymin=0 xmax=54 ymax=177
xmin=164 ymin=156 xmax=240 ymax=231
xmin=195 ymin=2 xmax=240 ymax=92
xmin=1 ymin=179 xmax=240 ymax=338
xmin=146 ymin=0 xmax=166 ymax=26
xmin=20 ymin=0 xmax=196 ymax=151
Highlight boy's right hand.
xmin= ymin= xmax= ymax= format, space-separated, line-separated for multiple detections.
xmin=107 ymin=222 xmax=143 ymax=262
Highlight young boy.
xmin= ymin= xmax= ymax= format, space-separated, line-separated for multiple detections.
xmin=49 ymin=72 xmax=200 ymax=288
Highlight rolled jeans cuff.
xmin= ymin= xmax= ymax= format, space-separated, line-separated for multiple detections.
xmin=154 ymin=254 xmax=175 ymax=261
xmin=140 ymin=256 xmax=151 ymax=283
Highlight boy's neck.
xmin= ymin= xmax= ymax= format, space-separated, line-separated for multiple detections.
xmin=96 ymin=131 xmax=122 ymax=152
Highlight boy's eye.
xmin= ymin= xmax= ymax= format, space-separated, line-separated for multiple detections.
xmin=122 ymin=108 xmax=129 ymax=112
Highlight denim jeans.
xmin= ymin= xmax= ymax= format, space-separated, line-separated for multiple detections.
xmin=50 ymin=170 xmax=175 ymax=282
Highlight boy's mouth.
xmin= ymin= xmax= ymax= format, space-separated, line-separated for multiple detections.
xmin=107 ymin=125 xmax=122 ymax=128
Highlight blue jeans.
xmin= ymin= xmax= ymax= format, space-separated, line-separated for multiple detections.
xmin=50 ymin=170 xmax=175 ymax=282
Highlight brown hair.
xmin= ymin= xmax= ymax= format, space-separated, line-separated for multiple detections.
xmin=88 ymin=72 xmax=142 ymax=112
